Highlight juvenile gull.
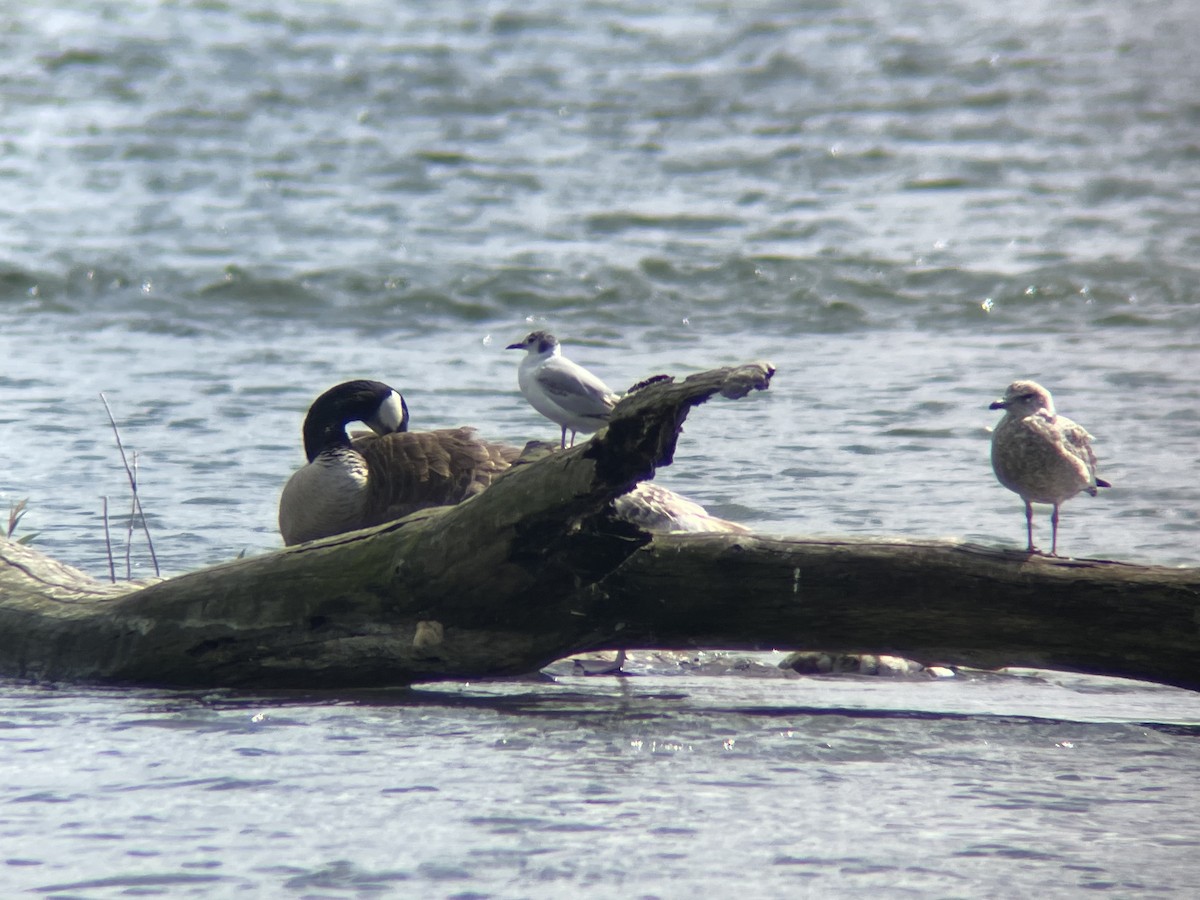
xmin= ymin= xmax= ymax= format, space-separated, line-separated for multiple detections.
xmin=989 ymin=380 xmax=1111 ymax=557
xmin=506 ymin=331 xmax=619 ymax=448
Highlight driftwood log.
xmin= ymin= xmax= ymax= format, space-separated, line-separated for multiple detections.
xmin=2 ymin=361 xmax=1198 ymax=692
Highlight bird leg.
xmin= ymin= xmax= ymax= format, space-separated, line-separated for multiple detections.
xmin=1024 ymin=500 xmax=1036 ymax=554
xmin=573 ymin=648 xmax=627 ymax=676
xmin=559 ymin=425 xmax=568 ymax=450
xmin=1050 ymin=503 xmax=1061 ymax=557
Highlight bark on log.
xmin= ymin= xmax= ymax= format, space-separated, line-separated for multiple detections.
xmin=2 ymin=360 xmax=1199 ymax=692
xmin=598 ymin=536 xmax=1200 ymax=691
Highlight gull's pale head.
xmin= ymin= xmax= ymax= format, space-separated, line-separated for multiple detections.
xmin=990 ymin=380 xmax=1055 ymax=417
xmin=505 ymin=330 xmax=560 ymax=355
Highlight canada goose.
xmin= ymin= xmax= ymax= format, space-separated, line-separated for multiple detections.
xmin=278 ymin=380 xmax=519 ymax=545
xmin=989 ymin=380 xmax=1111 ymax=556
xmin=505 ymin=331 xmax=619 ymax=448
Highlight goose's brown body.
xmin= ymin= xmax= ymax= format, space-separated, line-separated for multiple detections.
xmin=279 ymin=426 xmax=519 ymax=546
xmin=354 ymin=428 xmax=519 ymax=525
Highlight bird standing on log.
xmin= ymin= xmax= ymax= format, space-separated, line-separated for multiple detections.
xmin=989 ymin=380 xmax=1110 ymax=556
xmin=506 ymin=331 xmax=619 ymax=449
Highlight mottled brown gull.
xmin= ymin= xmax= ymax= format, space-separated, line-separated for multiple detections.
xmin=989 ymin=380 xmax=1111 ymax=557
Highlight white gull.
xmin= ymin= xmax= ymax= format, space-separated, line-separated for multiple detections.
xmin=506 ymin=331 xmax=618 ymax=449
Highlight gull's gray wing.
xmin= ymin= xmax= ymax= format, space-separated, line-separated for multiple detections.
xmin=535 ymin=356 xmax=618 ymax=418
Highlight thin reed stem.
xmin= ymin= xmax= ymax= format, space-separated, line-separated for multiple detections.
xmin=102 ymin=495 xmax=116 ymax=584
xmin=125 ymin=463 xmax=136 ymax=581
xmin=99 ymin=393 xmax=161 ymax=578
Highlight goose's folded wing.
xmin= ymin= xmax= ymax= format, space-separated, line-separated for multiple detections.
xmin=355 ymin=429 xmax=520 ymax=525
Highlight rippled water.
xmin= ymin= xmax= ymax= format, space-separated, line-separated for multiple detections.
xmin=4 ymin=668 xmax=1200 ymax=896
xmin=3 ymin=0 xmax=1200 ymax=895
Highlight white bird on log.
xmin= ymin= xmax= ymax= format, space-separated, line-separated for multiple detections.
xmin=278 ymin=380 xmax=518 ymax=545
xmin=989 ymin=380 xmax=1110 ymax=557
xmin=505 ymin=331 xmax=619 ymax=448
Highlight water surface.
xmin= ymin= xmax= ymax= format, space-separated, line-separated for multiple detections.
xmin=2 ymin=0 xmax=1200 ymax=895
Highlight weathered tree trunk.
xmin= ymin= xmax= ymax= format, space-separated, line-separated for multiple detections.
xmin=2 ymin=360 xmax=1198 ymax=692
xmin=599 ymin=536 xmax=1200 ymax=690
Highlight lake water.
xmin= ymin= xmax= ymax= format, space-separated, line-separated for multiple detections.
xmin=2 ymin=0 xmax=1200 ymax=895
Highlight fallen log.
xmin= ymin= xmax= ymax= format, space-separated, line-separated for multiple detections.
xmin=599 ymin=536 xmax=1200 ymax=691
xmin=2 ymin=360 xmax=1198 ymax=692
xmin=0 ymin=363 xmax=770 ymax=687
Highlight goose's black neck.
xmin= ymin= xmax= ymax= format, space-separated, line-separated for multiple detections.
xmin=303 ymin=415 xmax=354 ymax=463
xmin=302 ymin=400 xmax=356 ymax=463
xmin=300 ymin=380 xmax=408 ymax=463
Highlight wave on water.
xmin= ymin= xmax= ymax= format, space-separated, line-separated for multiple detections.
xmin=3 ymin=254 xmax=1197 ymax=340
